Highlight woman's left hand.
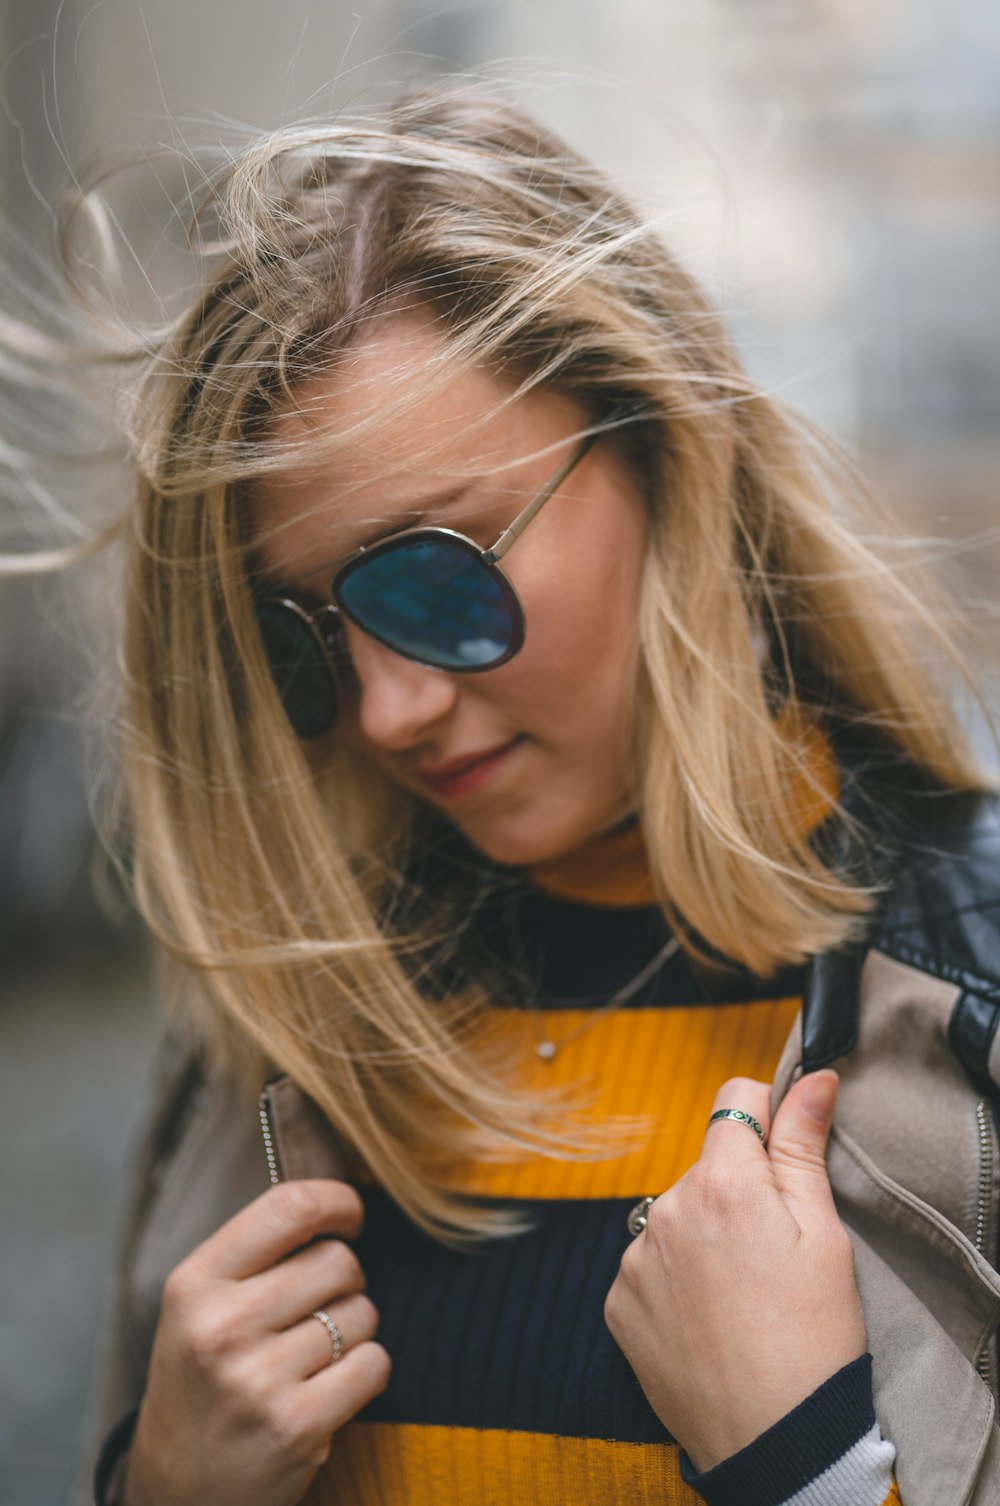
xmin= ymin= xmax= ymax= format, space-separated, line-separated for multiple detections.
xmin=603 ymin=1069 xmax=867 ymax=1473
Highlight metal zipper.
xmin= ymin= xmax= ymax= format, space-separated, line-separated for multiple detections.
xmin=259 ymin=1089 xmax=284 ymax=1186
xmin=974 ymin=1099 xmax=995 ymax=1391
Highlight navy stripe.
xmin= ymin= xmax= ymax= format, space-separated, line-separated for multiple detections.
xmin=474 ymin=884 xmax=806 ymax=1010
xmin=678 ymin=1352 xmax=876 ymax=1506
xmin=398 ymin=827 xmax=806 ymax=1010
xmin=354 ymin=1188 xmax=675 ymax=1444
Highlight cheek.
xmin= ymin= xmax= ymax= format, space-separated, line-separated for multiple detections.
xmin=500 ymin=548 xmax=644 ymax=731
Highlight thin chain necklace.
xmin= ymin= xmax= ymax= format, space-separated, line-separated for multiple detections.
xmin=530 ymin=934 xmax=680 ymax=1061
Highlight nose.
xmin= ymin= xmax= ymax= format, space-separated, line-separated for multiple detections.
xmin=343 ymin=620 xmax=460 ymax=751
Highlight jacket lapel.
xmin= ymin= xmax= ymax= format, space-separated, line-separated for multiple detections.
xmin=260 ymin=1074 xmax=349 ymax=1182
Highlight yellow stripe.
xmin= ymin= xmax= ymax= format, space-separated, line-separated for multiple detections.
xmin=885 ymin=1479 xmax=903 ymax=1505
xmin=306 ymin=1422 xmax=705 ymax=1506
xmin=352 ymin=997 xmax=800 ymax=1200
xmin=447 ymin=997 xmax=800 ymax=1198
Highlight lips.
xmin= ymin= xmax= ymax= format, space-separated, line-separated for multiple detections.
xmin=417 ymin=735 xmax=526 ymax=795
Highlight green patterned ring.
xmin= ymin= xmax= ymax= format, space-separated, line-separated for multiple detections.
xmin=707 ymin=1107 xmax=767 ymax=1145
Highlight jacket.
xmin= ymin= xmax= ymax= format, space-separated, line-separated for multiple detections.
xmin=81 ymin=780 xmax=1000 ymax=1506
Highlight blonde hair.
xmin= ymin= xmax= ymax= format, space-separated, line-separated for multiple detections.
xmin=12 ymin=82 xmax=994 ymax=1243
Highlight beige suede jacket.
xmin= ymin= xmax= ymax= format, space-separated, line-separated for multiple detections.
xmin=81 ymin=786 xmax=1000 ymax=1506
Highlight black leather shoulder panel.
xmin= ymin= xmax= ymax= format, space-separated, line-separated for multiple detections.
xmin=871 ymin=790 xmax=1000 ymax=1003
xmin=799 ymin=771 xmax=1000 ymax=1072
xmin=948 ymin=988 xmax=1000 ymax=1098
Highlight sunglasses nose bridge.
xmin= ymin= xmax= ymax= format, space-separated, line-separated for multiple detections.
xmin=312 ymin=601 xmax=344 ymax=655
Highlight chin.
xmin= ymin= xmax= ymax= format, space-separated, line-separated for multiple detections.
xmin=454 ymin=804 xmax=603 ymax=870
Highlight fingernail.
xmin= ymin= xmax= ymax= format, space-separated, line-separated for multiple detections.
xmin=803 ymin=1069 xmax=839 ymax=1123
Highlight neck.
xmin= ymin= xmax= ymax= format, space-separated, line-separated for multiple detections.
xmin=524 ymin=813 xmax=656 ymax=909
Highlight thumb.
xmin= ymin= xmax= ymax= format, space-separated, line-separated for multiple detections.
xmin=767 ymin=1068 xmax=839 ymax=1219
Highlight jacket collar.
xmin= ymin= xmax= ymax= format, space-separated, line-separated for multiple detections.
xmin=797 ymin=739 xmax=913 ymax=1070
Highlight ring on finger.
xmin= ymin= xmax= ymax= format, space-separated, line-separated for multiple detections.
xmin=707 ymin=1107 xmax=767 ymax=1145
xmin=311 ymin=1308 xmax=344 ymax=1364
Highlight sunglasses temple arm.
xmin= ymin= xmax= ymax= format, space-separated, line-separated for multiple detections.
xmin=481 ymin=432 xmax=600 ymax=565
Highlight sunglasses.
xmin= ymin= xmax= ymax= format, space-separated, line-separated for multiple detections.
xmin=254 ymin=429 xmax=599 ymax=738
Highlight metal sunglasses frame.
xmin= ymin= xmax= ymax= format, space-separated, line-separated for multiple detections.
xmin=257 ymin=429 xmax=599 ymax=721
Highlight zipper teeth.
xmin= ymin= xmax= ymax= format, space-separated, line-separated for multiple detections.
xmin=258 ymin=1093 xmax=282 ymax=1186
xmin=975 ymin=1100 xmax=994 ymax=1388
xmin=975 ymin=1100 xmax=992 ymax=1254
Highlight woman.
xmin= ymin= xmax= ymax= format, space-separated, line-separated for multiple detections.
xmin=60 ymin=84 xmax=1000 ymax=1505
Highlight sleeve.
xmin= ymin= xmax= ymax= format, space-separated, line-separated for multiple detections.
xmin=72 ymin=1028 xmax=205 ymax=1506
xmin=77 ymin=1024 xmax=276 ymax=1506
xmin=678 ymin=1353 xmax=903 ymax=1506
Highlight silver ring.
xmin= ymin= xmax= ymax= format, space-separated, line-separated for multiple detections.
xmin=707 ymin=1107 xmax=767 ymax=1145
xmin=311 ymin=1308 xmax=344 ymax=1364
xmin=627 ymin=1195 xmax=655 ymax=1238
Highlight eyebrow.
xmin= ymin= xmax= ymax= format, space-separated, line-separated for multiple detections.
xmin=292 ymin=481 xmax=475 ymax=589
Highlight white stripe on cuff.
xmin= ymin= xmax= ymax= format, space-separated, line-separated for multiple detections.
xmin=777 ymin=1423 xmax=897 ymax=1506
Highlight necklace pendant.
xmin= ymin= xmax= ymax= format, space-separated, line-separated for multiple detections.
xmin=536 ymin=1040 xmax=558 ymax=1061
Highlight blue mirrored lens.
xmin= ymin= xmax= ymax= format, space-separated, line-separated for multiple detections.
xmin=336 ymin=538 xmax=518 ymax=669
xmin=256 ymin=602 xmax=337 ymax=738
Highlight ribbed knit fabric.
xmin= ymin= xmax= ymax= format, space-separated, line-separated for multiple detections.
xmin=299 ymin=812 xmax=902 ymax=1506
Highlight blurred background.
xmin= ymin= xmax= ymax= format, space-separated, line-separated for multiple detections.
xmin=2 ymin=2 xmax=999 ymax=1502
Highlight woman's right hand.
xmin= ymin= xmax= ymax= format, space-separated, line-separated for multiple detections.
xmin=122 ymin=1179 xmax=390 ymax=1506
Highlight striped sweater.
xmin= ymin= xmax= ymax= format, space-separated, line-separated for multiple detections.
xmin=302 ymin=817 xmax=902 ymax=1506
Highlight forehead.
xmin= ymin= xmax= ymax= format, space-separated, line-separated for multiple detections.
xmin=250 ymin=310 xmax=576 ymax=590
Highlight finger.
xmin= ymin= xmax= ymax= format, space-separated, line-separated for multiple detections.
xmin=250 ymin=1238 xmax=366 ymax=1331
xmin=276 ymin=1292 xmax=381 ymax=1381
xmin=297 ymin=1341 xmax=392 ymax=1434
xmin=698 ymin=1077 xmax=772 ymax=1169
xmin=190 ymin=1181 xmax=365 ymax=1282
xmin=767 ymin=1069 xmax=840 ymax=1221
